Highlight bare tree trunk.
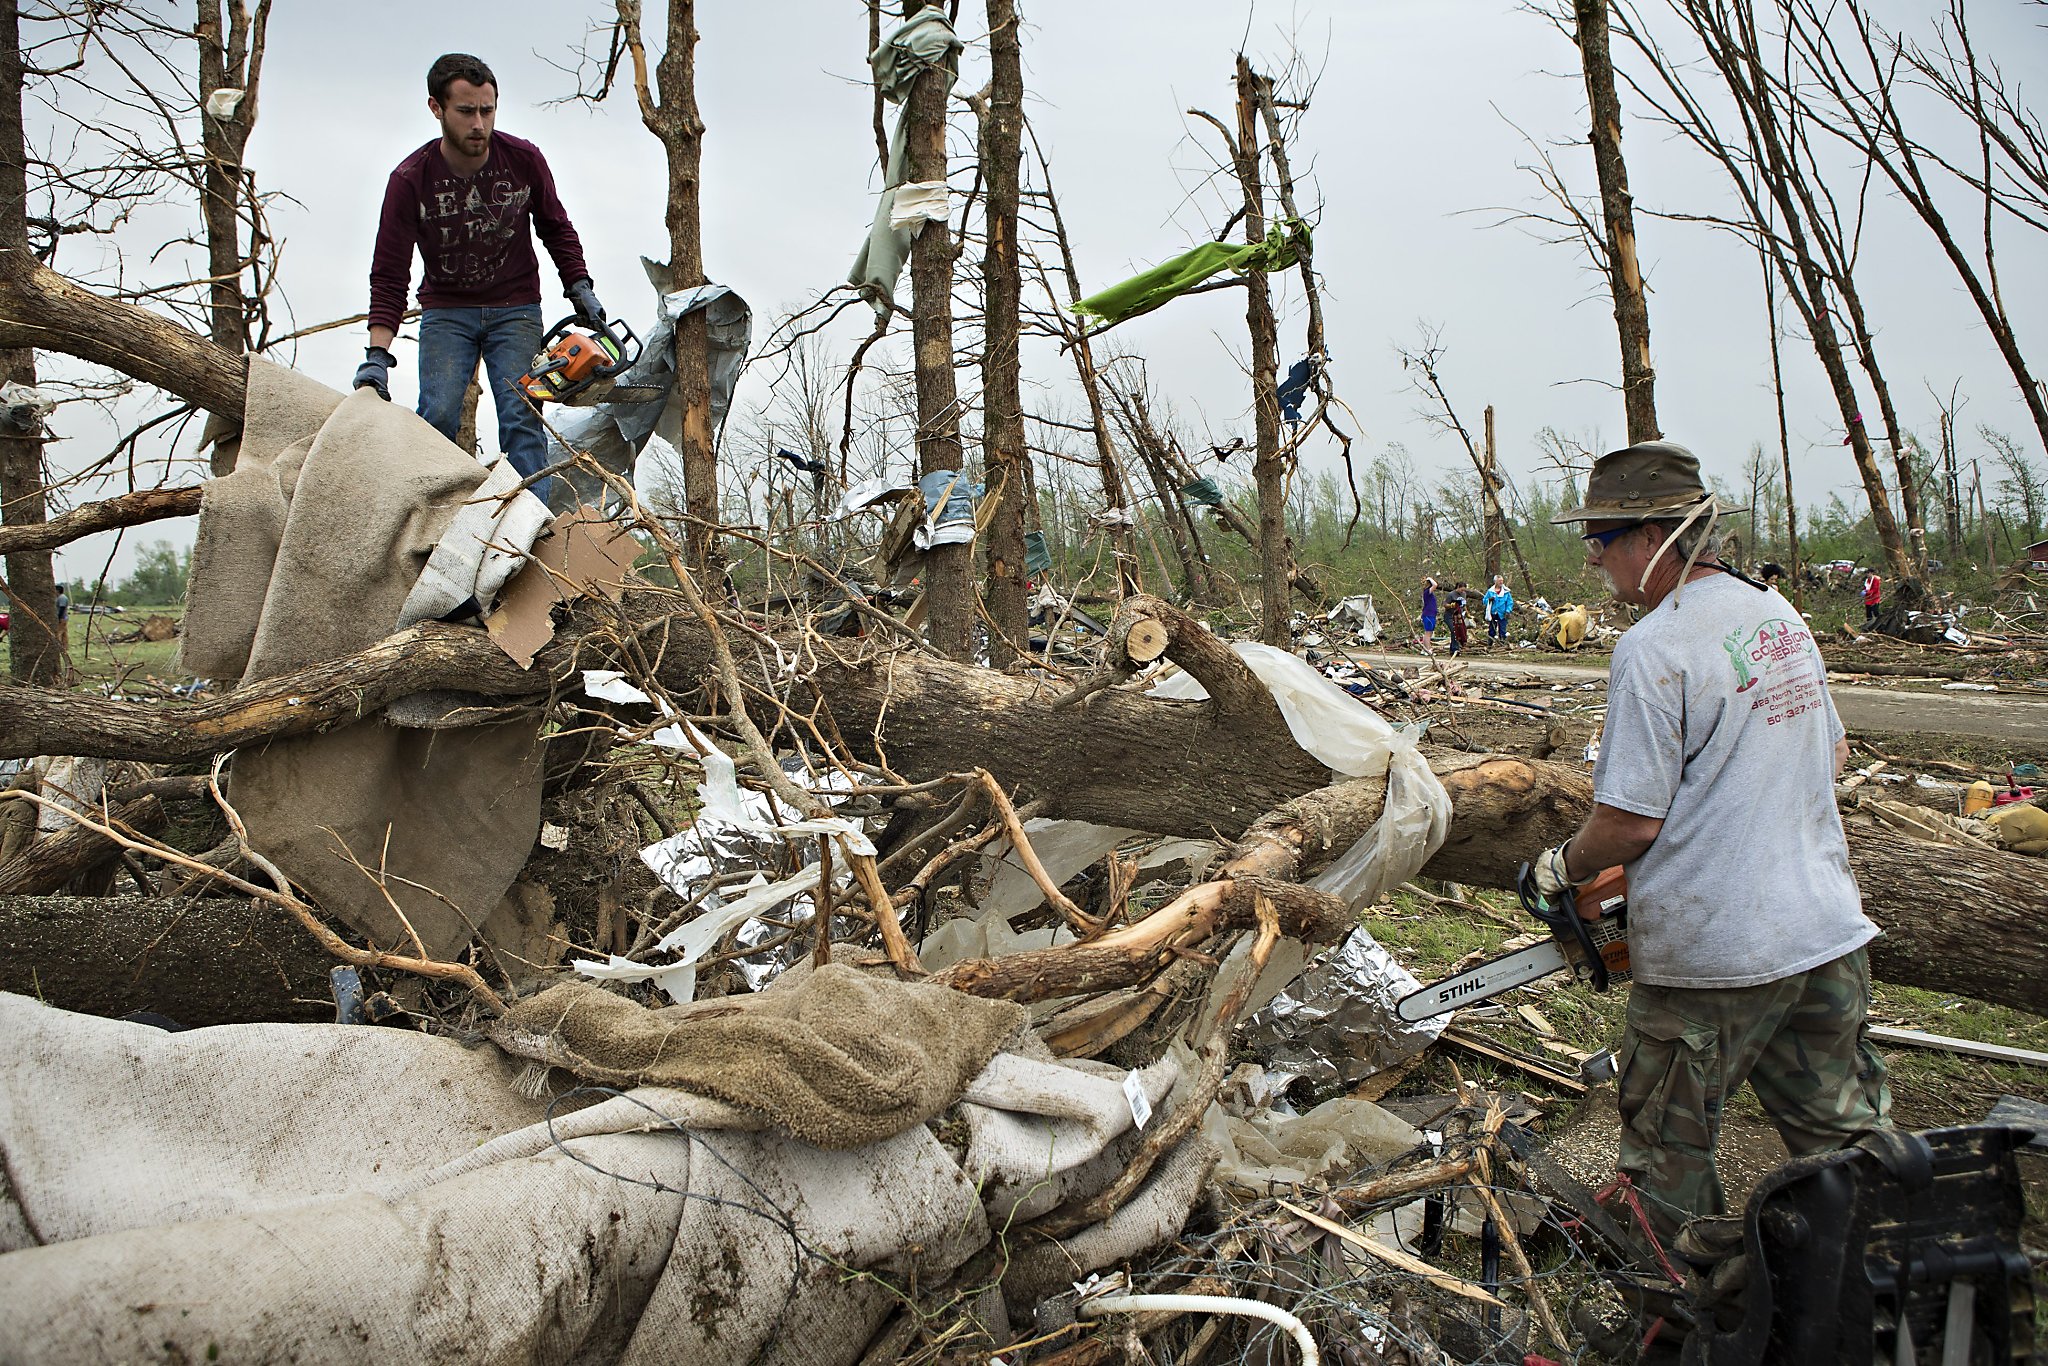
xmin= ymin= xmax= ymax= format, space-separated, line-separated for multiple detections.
xmin=3 ymin=593 xmax=2043 ymax=1014
xmin=0 ymin=796 xmax=166 ymax=895
xmin=1108 ymin=381 xmax=1210 ymax=599
xmin=0 ymin=895 xmax=336 ymax=1026
xmin=1802 ymin=0 xmax=2048 ymax=464
xmin=1763 ymin=249 xmax=1802 ymax=612
xmin=1820 ymin=231 xmax=1928 ymax=580
xmin=1933 ymin=387 xmax=1964 ymax=557
xmin=1026 ymin=141 xmax=1139 ymax=596
xmin=904 ymin=2 xmax=972 ymax=659
xmin=1482 ymin=404 xmax=1503 ymax=583
xmin=618 ymin=0 xmax=715 ymax=573
xmin=194 ymin=0 xmax=270 ymax=474
xmin=1648 ymin=1 xmax=1919 ymax=599
xmin=1398 ymin=337 xmax=1536 ymax=598
xmin=1230 ymin=56 xmax=1289 ymax=647
xmin=1250 ymin=69 xmax=1357 ymax=499
xmin=1573 ymin=0 xmax=1660 ymax=442
xmin=0 ymin=0 xmax=58 ymax=685
xmin=978 ymin=0 xmax=1027 ymax=665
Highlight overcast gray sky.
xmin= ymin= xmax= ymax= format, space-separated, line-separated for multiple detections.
xmin=36 ymin=0 xmax=2048 ymax=587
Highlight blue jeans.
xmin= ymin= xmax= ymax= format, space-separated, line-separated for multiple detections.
xmin=1488 ymin=613 xmax=1508 ymax=640
xmin=416 ymin=304 xmax=551 ymax=502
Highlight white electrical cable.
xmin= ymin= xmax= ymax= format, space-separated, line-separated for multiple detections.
xmin=1079 ymin=1293 xmax=1319 ymax=1366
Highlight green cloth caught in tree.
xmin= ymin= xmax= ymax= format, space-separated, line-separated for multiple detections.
xmin=1071 ymin=220 xmax=1310 ymax=327
xmin=1180 ymin=476 xmax=1225 ymax=508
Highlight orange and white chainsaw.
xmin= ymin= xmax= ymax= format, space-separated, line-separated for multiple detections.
xmin=517 ymin=315 xmax=642 ymax=403
xmin=1396 ymin=863 xmax=1632 ymax=1023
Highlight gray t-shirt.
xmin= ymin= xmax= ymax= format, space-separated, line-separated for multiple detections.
xmin=1592 ymin=572 xmax=1876 ymax=988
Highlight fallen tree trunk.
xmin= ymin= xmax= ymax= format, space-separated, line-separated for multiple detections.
xmin=1 ymin=597 xmax=2042 ymax=1015
xmin=0 ymin=256 xmax=246 ymax=418
xmin=0 ymin=895 xmax=335 ymax=1025
xmin=0 ymin=795 xmax=166 ymax=895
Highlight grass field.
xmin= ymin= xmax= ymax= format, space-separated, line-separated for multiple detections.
xmin=0 ymin=604 xmax=187 ymax=686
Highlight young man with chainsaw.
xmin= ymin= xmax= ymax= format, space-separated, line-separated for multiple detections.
xmin=356 ymin=52 xmax=603 ymax=503
xmin=1532 ymin=440 xmax=1891 ymax=1247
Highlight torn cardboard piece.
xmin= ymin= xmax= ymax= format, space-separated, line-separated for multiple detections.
xmin=485 ymin=508 xmax=642 ymax=667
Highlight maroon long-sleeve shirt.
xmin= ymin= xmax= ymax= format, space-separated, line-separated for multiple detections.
xmin=366 ymin=132 xmax=589 ymax=334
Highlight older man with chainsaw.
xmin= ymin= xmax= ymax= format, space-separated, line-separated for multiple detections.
xmin=357 ymin=52 xmax=602 ymax=503
xmin=1531 ymin=440 xmax=1891 ymax=1246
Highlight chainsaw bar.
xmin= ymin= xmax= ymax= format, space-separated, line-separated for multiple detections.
xmin=1397 ymin=903 xmax=1631 ymax=1024
xmin=1396 ymin=939 xmax=1570 ymax=1022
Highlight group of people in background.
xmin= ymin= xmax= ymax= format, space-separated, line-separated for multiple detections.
xmin=1418 ymin=574 xmax=1515 ymax=655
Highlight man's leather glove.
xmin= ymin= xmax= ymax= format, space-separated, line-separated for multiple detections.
xmin=567 ymin=278 xmax=605 ymax=325
xmin=1532 ymin=844 xmax=1579 ymax=898
xmin=353 ymin=345 xmax=395 ymax=400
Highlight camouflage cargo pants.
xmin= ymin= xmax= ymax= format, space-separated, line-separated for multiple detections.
xmin=1616 ymin=947 xmax=1892 ymax=1239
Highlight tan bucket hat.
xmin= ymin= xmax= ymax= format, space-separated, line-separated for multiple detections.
xmin=1552 ymin=440 xmax=1746 ymax=525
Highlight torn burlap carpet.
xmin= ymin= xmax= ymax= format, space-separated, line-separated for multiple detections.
xmin=180 ymin=358 xmax=547 ymax=958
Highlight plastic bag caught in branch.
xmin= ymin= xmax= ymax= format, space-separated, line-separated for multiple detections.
xmin=1149 ymin=642 xmax=1450 ymax=908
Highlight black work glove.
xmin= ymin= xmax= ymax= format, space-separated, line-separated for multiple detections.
xmin=353 ymin=345 xmax=395 ymax=400
xmin=567 ymin=278 xmax=605 ymax=325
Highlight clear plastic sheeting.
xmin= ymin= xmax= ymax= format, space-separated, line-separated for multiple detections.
xmin=915 ymin=908 xmax=1074 ymax=975
xmin=1149 ymin=642 xmax=1450 ymax=909
xmin=1241 ymin=926 xmax=1448 ymax=1089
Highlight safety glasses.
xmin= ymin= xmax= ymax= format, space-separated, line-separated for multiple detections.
xmin=1581 ymin=523 xmax=1641 ymax=550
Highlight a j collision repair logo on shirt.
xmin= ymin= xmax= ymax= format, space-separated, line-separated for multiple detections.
xmin=1724 ymin=618 xmax=1828 ymax=727
xmin=1720 ymin=618 xmax=1807 ymax=694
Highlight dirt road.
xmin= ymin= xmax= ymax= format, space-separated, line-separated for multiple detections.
xmin=1349 ymin=650 xmax=2048 ymax=746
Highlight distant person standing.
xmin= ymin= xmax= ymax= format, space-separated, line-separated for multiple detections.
xmin=1758 ymin=561 xmax=1784 ymax=588
xmin=1446 ymin=585 xmax=1471 ymax=656
xmin=1419 ymin=576 xmax=1439 ymax=644
xmin=1482 ymin=574 xmax=1514 ymax=644
xmin=1862 ymin=570 xmax=1882 ymax=627
xmin=357 ymin=52 xmax=604 ymax=503
xmin=53 ymin=582 xmax=69 ymax=650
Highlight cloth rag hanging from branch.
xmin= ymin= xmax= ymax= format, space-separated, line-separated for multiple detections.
xmin=1069 ymin=219 xmax=1310 ymax=328
xmin=848 ymin=8 xmax=963 ymax=317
